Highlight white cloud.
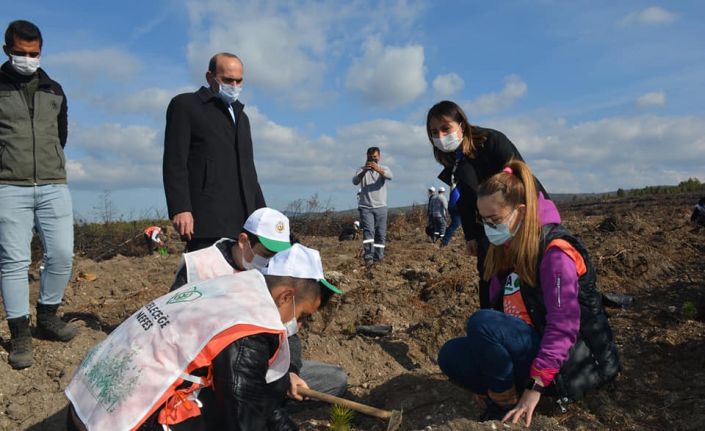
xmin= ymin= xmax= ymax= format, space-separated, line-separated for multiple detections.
xmin=44 ymin=48 xmax=142 ymax=83
xmin=66 ymin=123 xmax=162 ymax=190
xmin=464 ymin=74 xmax=527 ymax=115
xmin=345 ymin=38 xmax=426 ymax=108
xmin=620 ymin=6 xmax=678 ymax=26
xmin=95 ymin=86 xmax=193 ymax=119
xmin=243 ymin=106 xmax=436 ymax=208
xmin=433 ymin=73 xmax=464 ymax=97
xmin=635 ymin=91 xmax=666 ymax=108
xmin=185 ymin=0 xmax=425 ymax=108
xmin=492 ymin=114 xmax=705 ymax=193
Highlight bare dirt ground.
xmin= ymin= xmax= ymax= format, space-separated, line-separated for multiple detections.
xmin=1 ymin=192 xmax=704 ymax=431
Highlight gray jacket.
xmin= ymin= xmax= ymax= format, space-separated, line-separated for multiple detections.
xmin=353 ymin=165 xmax=393 ymax=209
xmin=430 ymin=194 xmax=448 ymax=217
xmin=0 ymin=63 xmax=68 ymax=185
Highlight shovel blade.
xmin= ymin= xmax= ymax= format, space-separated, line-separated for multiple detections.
xmin=386 ymin=410 xmax=403 ymax=431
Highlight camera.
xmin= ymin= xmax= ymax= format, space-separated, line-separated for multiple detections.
xmin=367 ymin=156 xmax=376 ymax=163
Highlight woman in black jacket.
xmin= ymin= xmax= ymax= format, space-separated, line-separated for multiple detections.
xmin=426 ymin=100 xmax=547 ymax=308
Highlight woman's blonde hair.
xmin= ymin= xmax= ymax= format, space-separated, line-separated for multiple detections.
xmin=478 ymin=160 xmax=541 ymax=286
xmin=426 ymin=101 xmax=488 ymax=168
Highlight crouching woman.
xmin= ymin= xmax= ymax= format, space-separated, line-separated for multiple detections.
xmin=437 ymin=160 xmax=621 ymax=426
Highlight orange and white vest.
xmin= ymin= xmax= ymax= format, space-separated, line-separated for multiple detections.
xmin=177 ymin=238 xmax=239 ymax=284
xmin=65 ymin=270 xmax=289 ymax=431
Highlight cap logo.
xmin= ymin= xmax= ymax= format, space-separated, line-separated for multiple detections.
xmin=275 ymin=221 xmax=285 ymax=233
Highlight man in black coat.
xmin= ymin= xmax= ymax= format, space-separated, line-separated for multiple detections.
xmin=163 ymin=52 xmax=265 ymax=251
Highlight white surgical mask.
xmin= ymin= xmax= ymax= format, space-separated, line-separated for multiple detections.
xmin=242 ymin=241 xmax=270 ymax=270
xmin=218 ymin=81 xmax=242 ymax=104
xmin=432 ymin=128 xmax=463 ymax=153
xmin=483 ymin=209 xmax=521 ymax=246
xmin=10 ymin=55 xmax=40 ymax=76
xmin=284 ymin=296 xmax=298 ymax=336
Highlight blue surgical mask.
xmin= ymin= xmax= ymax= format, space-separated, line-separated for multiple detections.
xmin=284 ymin=296 xmax=298 ymax=336
xmin=218 ymin=81 xmax=242 ymax=104
xmin=483 ymin=209 xmax=521 ymax=246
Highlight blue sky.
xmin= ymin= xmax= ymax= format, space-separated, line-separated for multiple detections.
xmin=6 ymin=0 xmax=704 ymax=221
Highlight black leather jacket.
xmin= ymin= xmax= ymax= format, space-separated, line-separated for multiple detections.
xmin=134 ymin=334 xmax=298 ymax=431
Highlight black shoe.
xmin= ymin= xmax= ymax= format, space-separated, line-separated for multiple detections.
xmin=364 ymin=259 xmax=374 ymax=268
xmin=7 ymin=316 xmax=33 ymax=369
xmin=479 ymin=401 xmax=511 ymax=422
xmin=36 ymin=303 xmax=77 ymax=342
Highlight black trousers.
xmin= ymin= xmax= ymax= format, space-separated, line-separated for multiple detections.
xmin=476 ymin=234 xmax=491 ymax=309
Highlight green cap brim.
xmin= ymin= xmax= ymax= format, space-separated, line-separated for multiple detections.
xmin=319 ymin=278 xmax=343 ymax=294
xmin=258 ymin=236 xmax=291 ymax=253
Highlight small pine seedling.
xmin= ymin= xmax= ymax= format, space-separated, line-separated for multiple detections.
xmin=682 ymin=301 xmax=697 ymax=320
xmin=330 ymin=404 xmax=354 ymax=431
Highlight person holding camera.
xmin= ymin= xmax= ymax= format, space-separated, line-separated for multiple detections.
xmin=352 ymin=147 xmax=393 ymax=266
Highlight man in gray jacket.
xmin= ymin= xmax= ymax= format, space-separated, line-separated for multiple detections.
xmin=430 ymin=186 xmax=449 ymax=242
xmin=352 ymin=147 xmax=393 ymax=266
xmin=0 ymin=20 xmax=76 ymax=369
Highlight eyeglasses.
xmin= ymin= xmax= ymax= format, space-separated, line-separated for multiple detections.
xmin=477 ymin=209 xmax=516 ymax=229
xmin=9 ymin=49 xmax=40 ymax=58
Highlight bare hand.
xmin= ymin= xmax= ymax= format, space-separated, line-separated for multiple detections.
xmin=287 ymin=372 xmax=309 ymax=401
xmin=172 ymin=212 xmax=194 ymax=240
xmin=366 ymin=161 xmax=381 ymax=172
xmin=466 ymin=239 xmax=477 ymax=256
xmin=502 ymin=388 xmax=542 ymax=427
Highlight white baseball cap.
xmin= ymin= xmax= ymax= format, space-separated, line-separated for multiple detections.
xmin=439 ymin=187 xmax=446 ymax=192
xmin=261 ymin=244 xmax=342 ymax=294
xmin=428 ymin=186 xmax=436 ymax=192
xmin=243 ymin=208 xmax=291 ymax=252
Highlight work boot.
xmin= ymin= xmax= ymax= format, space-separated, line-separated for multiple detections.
xmin=36 ymin=303 xmax=77 ymax=341
xmin=7 ymin=315 xmax=33 ymax=369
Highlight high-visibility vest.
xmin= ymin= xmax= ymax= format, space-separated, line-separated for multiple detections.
xmin=178 ymin=238 xmax=238 ymax=284
xmin=65 ymin=270 xmax=289 ymax=431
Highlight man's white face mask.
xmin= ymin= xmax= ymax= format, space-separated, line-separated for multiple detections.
xmin=241 ymin=241 xmax=270 ymax=270
xmin=10 ymin=55 xmax=40 ymax=76
xmin=283 ymin=295 xmax=298 ymax=336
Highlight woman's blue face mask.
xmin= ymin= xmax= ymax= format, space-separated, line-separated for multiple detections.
xmin=483 ymin=209 xmax=521 ymax=245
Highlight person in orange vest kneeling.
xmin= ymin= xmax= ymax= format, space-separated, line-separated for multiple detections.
xmin=65 ymin=243 xmax=342 ymax=431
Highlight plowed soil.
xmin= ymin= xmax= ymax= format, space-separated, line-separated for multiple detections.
xmin=2 ymin=192 xmax=704 ymax=431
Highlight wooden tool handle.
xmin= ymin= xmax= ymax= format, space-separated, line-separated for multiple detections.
xmin=297 ymin=387 xmax=392 ymax=420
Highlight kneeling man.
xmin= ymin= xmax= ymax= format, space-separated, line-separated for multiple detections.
xmin=66 ymin=244 xmax=341 ymax=431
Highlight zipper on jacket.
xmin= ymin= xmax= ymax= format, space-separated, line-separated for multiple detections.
xmin=556 ymin=274 xmax=561 ymax=308
xmin=29 ymin=88 xmax=37 ymax=183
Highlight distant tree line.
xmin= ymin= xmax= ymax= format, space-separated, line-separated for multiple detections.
xmin=617 ymin=177 xmax=704 ymax=198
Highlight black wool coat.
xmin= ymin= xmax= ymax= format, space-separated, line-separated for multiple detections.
xmin=163 ymin=87 xmax=265 ymax=239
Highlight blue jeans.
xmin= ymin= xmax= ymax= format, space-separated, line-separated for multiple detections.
xmin=359 ymin=206 xmax=387 ymax=261
xmin=0 ymin=184 xmax=74 ymax=318
xmin=442 ymin=213 xmax=462 ymax=246
xmin=437 ymin=309 xmax=540 ymax=394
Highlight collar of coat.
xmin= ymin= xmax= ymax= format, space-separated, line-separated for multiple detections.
xmin=0 ymin=61 xmax=57 ymax=92
xmin=196 ymin=86 xmax=244 ymax=114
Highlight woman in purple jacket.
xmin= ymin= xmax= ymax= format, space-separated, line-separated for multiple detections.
xmin=437 ymin=160 xmax=620 ymax=426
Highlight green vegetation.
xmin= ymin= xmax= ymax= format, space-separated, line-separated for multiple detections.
xmin=329 ymin=404 xmax=354 ymax=431
xmin=624 ymin=177 xmax=704 ymax=197
xmin=682 ymin=301 xmax=697 ymax=320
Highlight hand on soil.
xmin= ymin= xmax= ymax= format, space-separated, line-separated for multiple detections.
xmin=502 ymin=389 xmax=541 ymax=427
